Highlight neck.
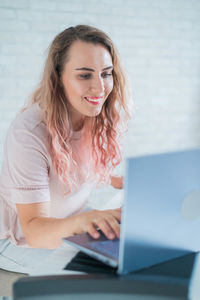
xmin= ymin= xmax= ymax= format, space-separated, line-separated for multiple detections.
xmin=71 ymin=116 xmax=85 ymax=132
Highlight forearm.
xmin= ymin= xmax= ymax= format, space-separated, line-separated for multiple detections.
xmin=110 ymin=175 xmax=123 ymax=189
xmin=20 ymin=208 xmax=121 ymax=249
xmin=25 ymin=215 xmax=79 ymax=249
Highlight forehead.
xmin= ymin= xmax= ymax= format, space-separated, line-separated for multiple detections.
xmin=66 ymin=40 xmax=113 ymax=69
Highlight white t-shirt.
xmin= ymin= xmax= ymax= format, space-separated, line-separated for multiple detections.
xmin=0 ymin=103 xmax=95 ymax=246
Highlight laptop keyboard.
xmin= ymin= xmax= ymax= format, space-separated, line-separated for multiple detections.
xmin=89 ymin=239 xmax=119 ymax=259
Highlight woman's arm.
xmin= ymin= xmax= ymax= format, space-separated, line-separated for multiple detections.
xmin=110 ymin=175 xmax=123 ymax=189
xmin=16 ymin=202 xmax=121 ymax=249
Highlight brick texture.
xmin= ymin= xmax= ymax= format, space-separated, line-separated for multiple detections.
xmin=0 ymin=0 xmax=200 ymax=206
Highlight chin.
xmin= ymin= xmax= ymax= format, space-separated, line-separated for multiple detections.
xmin=89 ymin=111 xmax=102 ymax=118
xmin=86 ymin=108 xmax=102 ymax=118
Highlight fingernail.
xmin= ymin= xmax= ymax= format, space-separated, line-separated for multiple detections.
xmin=109 ymin=233 xmax=115 ymax=239
xmin=93 ymin=232 xmax=99 ymax=238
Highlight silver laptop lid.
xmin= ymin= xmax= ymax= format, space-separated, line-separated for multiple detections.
xmin=118 ymin=148 xmax=200 ymax=275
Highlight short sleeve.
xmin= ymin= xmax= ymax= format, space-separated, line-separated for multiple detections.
xmin=6 ymin=125 xmax=51 ymax=204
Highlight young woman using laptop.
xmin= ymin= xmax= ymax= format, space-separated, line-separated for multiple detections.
xmin=0 ymin=25 xmax=132 ymax=272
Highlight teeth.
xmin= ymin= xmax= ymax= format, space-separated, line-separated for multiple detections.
xmin=85 ymin=97 xmax=103 ymax=102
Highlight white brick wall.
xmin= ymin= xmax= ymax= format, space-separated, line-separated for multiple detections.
xmin=0 ymin=0 xmax=200 ymax=207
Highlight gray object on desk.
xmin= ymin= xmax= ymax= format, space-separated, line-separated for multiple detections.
xmin=13 ymin=252 xmax=200 ymax=300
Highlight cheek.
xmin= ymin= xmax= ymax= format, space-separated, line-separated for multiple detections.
xmin=105 ymin=79 xmax=114 ymax=94
xmin=69 ymin=80 xmax=89 ymax=97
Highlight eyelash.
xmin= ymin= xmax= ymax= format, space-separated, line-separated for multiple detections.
xmin=79 ymin=73 xmax=113 ymax=80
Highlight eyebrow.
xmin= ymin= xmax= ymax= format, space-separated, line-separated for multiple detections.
xmin=75 ymin=66 xmax=113 ymax=72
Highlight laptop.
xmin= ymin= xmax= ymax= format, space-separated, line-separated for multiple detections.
xmin=63 ymin=148 xmax=200 ymax=275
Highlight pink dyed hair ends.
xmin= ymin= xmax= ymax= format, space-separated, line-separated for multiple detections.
xmin=29 ymin=25 xmax=133 ymax=192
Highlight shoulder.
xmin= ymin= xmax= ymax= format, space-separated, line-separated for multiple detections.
xmin=7 ymin=103 xmax=48 ymax=146
xmin=3 ymin=104 xmax=51 ymax=173
xmin=4 ymin=104 xmax=50 ymax=163
xmin=11 ymin=103 xmax=44 ymax=132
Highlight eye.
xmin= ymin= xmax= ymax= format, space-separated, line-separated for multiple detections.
xmin=102 ymin=73 xmax=113 ymax=78
xmin=79 ymin=73 xmax=91 ymax=79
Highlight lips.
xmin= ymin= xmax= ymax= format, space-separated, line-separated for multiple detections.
xmin=84 ymin=96 xmax=103 ymax=105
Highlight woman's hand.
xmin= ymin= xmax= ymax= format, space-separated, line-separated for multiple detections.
xmin=110 ymin=175 xmax=123 ymax=189
xmin=75 ymin=208 xmax=121 ymax=240
xmin=16 ymin=203 xmax=121 ymax=249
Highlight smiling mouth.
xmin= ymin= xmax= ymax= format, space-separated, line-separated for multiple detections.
xmin=84 ymin=97 xmax=103 ymax=105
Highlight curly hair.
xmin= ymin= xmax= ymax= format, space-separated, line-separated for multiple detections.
xmin=30 ymin=25 xmax=132 ymax=193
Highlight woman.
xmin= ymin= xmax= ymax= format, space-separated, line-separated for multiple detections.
xmin=0 ymin=25 xmax=132 ymax=259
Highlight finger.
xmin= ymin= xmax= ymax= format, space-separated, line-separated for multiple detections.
xmin=105 ymin=216 xmax=120 ymax=238
xmin=87 ymin=224 xmax=100 ymax=239
xmin=109 ymin=209 xmax=121 ymax=223
xmin=95 ymin=219 xmax=115 ymax=240
xmin=116 ymin=207 xmax=122 ymax=211
xmin=101 ymin=209 xmax=121 ymax=223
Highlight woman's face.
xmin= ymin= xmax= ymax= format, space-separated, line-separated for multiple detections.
xmin=61 ymin=40 xmax=114 ymax=130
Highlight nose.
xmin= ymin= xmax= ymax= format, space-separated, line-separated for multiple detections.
xmin=90 ymin=75 xmax=104 ymax=95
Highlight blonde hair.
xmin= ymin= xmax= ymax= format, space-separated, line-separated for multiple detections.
xmin=30 ymin=25 xmax=132 ymax=192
